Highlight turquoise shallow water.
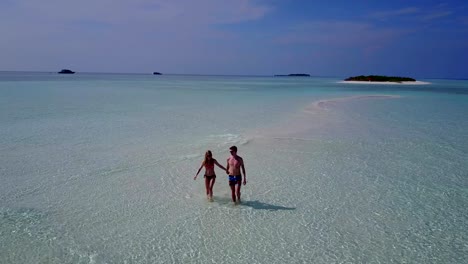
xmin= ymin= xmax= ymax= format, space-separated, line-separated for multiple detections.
xmin=1 ymin=72 xmax=467 ymax=263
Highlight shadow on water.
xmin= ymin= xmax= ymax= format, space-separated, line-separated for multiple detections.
xmin=240 ymin=200 xmax=296 ymax=211
xmin=209 ymin=197 xmax=295 ymax=211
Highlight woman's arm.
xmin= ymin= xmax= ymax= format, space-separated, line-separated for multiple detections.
xmin=214 ymin=159 xmax=227 ymax=171
xmin=194 ymin=162 xmax=204 ymax=180
xmin=226 ymin=158 xmax=230 ymax=174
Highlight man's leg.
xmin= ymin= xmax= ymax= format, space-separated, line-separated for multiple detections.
xmin=229 ymin=182 xmax=236 ymax=202
xmin=236 ymin=182 xmax=242 ymax=203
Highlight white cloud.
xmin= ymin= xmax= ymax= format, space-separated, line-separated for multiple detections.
xmin=1 ymin=0 xmax=270 ymax=27
xmin=460 ymin=16 xmax=468 ymax=25
xmin=369 ymin=6 xmax=456 ymax=23
xmin=275 ymin=21 xmax=409 ymax=48
xmin=421 ymin=11 xmax=453 ymax=21
xmin=369 ymin=7 xmax=420 ymax=20
xmin=0 ymin=0 xmax=271 ymax=72
xmin=0 ymin=0 xmax=271 ymax=44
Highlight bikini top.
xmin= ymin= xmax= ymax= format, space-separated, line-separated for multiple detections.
xmin=205 ymin=161 xmax=214 ymax=170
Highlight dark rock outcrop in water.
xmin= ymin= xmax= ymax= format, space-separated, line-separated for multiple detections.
xmin=274 ymin=73 xmax=310 ymax=77
xmin=58 ymin=69 xmax=75 ymax=74
xmin=345 ymin=75 xmax=416 ymax=82
xmin=153 ymin=72 xmax=162 ymax=75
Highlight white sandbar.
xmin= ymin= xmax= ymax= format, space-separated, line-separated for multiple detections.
xmin=305 ymin=94 xmax=402 ymax=112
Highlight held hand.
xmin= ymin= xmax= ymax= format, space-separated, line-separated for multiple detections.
xmin=225 ymin=169 xmax=229 ymax=174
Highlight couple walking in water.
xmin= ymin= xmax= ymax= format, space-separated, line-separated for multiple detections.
xmin=194 ymin=146 xmax=246 ymax=203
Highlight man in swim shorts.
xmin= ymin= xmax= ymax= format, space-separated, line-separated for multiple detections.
xmin=226 ymin=146 xmax=246 ymax=203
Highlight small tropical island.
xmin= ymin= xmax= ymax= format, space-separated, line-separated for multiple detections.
xmin=58 ymin=69 xmax=75 ymax=74
xmin=153 ymin=72 xmax=162 ymax=75
xmin=274 ymin=73 xmax=310 ymax=77
xmin=345 ymin=75 xmax=415 ymax=83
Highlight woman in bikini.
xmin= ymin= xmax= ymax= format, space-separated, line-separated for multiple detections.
xmin=194 ymin=150 xmax=227 ymax=200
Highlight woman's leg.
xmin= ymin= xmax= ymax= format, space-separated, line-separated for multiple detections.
xmin=209 ymin=178 xmax=216 ymax=197
xmin=204 ymin=177 xmax=210 ymax=197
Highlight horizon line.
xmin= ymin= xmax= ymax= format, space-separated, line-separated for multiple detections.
xmin=0 ymin=70 xmax=341 ymax=78
xmin=0 ymin=70 xmax=466 ymax=80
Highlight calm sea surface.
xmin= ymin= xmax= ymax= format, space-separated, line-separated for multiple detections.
xmin=1 ymin=72 xmax=467 ymax=263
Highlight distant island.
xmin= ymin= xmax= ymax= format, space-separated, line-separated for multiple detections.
xmin=274 ymin=73 xmax=310 ymax=77
xmin=58 ymin=69 xmax=75 ymax=74
xmin=345 ymin=75 xmax=416 ymax=82
xmin=153 ymin=72 xmax=162 ymax=75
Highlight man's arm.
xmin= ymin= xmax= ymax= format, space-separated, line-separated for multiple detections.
xmin=241 ymin=158 xmax=246 ymax=185
xmin=226 ymin=158 xmax=230 ymax=174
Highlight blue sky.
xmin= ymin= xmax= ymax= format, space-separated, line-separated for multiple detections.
xmin=1 ymin=0 xmax=467 ymax=78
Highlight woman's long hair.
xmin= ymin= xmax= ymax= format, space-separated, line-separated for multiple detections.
xmin=204 ymin=150 xmax=214 ymax=165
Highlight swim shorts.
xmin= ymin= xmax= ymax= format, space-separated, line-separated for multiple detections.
xmin=228 ymin=175 xmax=241 ymax=185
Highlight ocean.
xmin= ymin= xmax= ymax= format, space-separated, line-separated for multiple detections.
xmin=1 ymin=72 xmax=467 ymax=263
